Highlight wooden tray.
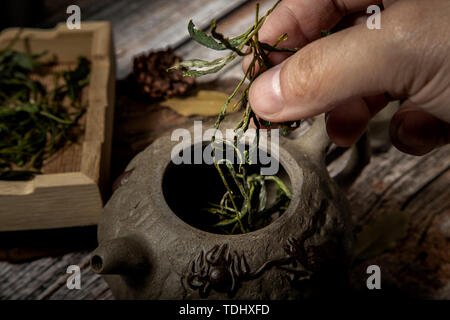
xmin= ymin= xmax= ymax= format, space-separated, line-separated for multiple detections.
xmin=0 ymin=22 xmax=115 ymax=231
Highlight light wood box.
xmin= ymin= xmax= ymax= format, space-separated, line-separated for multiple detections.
xmin=0 ymin=22 xmax=115 ymax=231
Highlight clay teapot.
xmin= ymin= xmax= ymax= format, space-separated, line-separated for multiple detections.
xmin=91 ymin=116 xmax=370 ymax=299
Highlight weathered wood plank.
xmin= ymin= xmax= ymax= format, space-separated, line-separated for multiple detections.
xmin=0 ymin=251 xmax=84 ymax=299
xmin=347 ymin=146 xmax=450 ymax=298
xmin=40 ymin=0 xmax=252 ymax=78
xmin=348 ymin=146 xmax=450 ymax=225
xmin=89 ymin=0 xmax=251 ymax=78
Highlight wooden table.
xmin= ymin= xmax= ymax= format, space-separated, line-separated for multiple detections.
xmin=0 ymin=0 xmax=449 ymax=299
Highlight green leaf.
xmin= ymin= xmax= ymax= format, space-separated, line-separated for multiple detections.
xmin=12 ymin=51 xmax=34 ymax=71
xmin=62 ymin=56 xmax=91 ymax=103
xmin=0 ymin=170 xmax=37 ymax=180
xmin=169 ymin=57 xmax=226 ymax=69
xmin=168 ymin=54 xmax=236 ymax=77
xmin=258 ymin=118 xmax=272 ymax=127
xmin=258 ymin=178 xmax=267 ymax=211
xmin=264 ymin=175 xmax=292 ymax=199
xmin=188 ymin=20 xmax=225 ymax=50
xmin=259 ymin=42 xmax=297 ymax=53
xmin=320 ymin=30 xmax=331 ymax=37
xmin=188 ymin=20 xmax=251 ymax=51
xmin=0 ymin=48 xmax=90 ymax=181
xmin=214 ymin=209 xmax=247 ymax=227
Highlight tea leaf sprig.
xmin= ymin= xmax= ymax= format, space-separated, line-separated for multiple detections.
xmin=170 ymin=1 xmax=300 ymax=234
xmin=0 ymin=37 xmax=90 ymax=180
xmin=169 ymin=1 xmax=300 ymax=134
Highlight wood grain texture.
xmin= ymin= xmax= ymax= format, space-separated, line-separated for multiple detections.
xmin=77 ymin=0 xmax=251 ymax=78
xmin=0 ymin=173 xmax=102 ymax=231
xmin=0 ymin=0 xmax=448 ymax=300
xmin=347 ymin=146 xmax=450 ymax=298
xmin=0 ymin=250 xmax=112 ymax=300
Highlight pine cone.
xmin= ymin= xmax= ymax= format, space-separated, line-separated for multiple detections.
xmin=132 ymin=48 xmax=195 ymax=100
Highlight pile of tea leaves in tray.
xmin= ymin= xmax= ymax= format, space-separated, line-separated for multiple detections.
xmin=169 ymin=1 xmax=301 ymax=234
xmin=0 ymin=35 xmax=90 ymax=180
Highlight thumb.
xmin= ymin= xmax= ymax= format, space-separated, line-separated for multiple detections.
xmin=248 ymin=1 xmax=450 ymax=124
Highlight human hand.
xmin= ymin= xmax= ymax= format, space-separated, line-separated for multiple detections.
xmin=244 ymin=0 xmax=450 ymax=155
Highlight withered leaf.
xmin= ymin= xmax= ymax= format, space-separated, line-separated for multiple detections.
xmin=161 ymin=90 xmax=238 ymax=117
xmin=188 ymin=20 xmax=249 ymax=51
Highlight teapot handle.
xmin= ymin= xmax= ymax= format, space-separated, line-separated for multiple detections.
xmin=295 ymin=115 xmax=371 ymax=190
xmin=295 ymin=115 xmax=331 ymax=162
xmin=333 ymin=132 xmax=371 ymax=190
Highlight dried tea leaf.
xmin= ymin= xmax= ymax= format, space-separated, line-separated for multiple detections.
xmin=169 ymin=54 xmax=236 ymax=77
xmin=188 ymin=20 xmax=225 ymax=50
xmin=320 ymin=30 xmax=331 ymax=37
xmin=0 ymin=44 xmax=90 ymax=180
xmin=258 ymin=178 xmax=267 ymax=212
xmin=62 ymin=56 xmax=90 ymax=103
xmin=354 ymin=210 xmax=409 ymax=261
xmin=188 ymin=20 xmax=249 ymax=51
xmin=162 ymin=90 xmax=238 ymax=117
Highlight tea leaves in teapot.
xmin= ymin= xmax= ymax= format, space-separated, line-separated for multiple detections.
xmin=170 ymin=1 xmax=301 ymax=234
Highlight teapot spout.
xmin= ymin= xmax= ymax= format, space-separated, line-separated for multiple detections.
xmin=90 ymin=236 xmax=149 ymax=275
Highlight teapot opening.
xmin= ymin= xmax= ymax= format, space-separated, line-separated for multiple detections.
xmin=162 ymin=142 xmax=291 ymax=235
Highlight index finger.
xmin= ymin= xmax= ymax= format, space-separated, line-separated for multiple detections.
xmin=248 ymin=0 xmax=384 ymax=65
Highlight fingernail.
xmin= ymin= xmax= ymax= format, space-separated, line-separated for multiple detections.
xmin=252 ymin=64 xmax=284 ymax=116
xmin=395 ymin=120 xmax=408 ymax=146
xmin=397 ymin=120 xmax=435 ymax=148
xmin=394 ymin=114 xmax=440 ymax=155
